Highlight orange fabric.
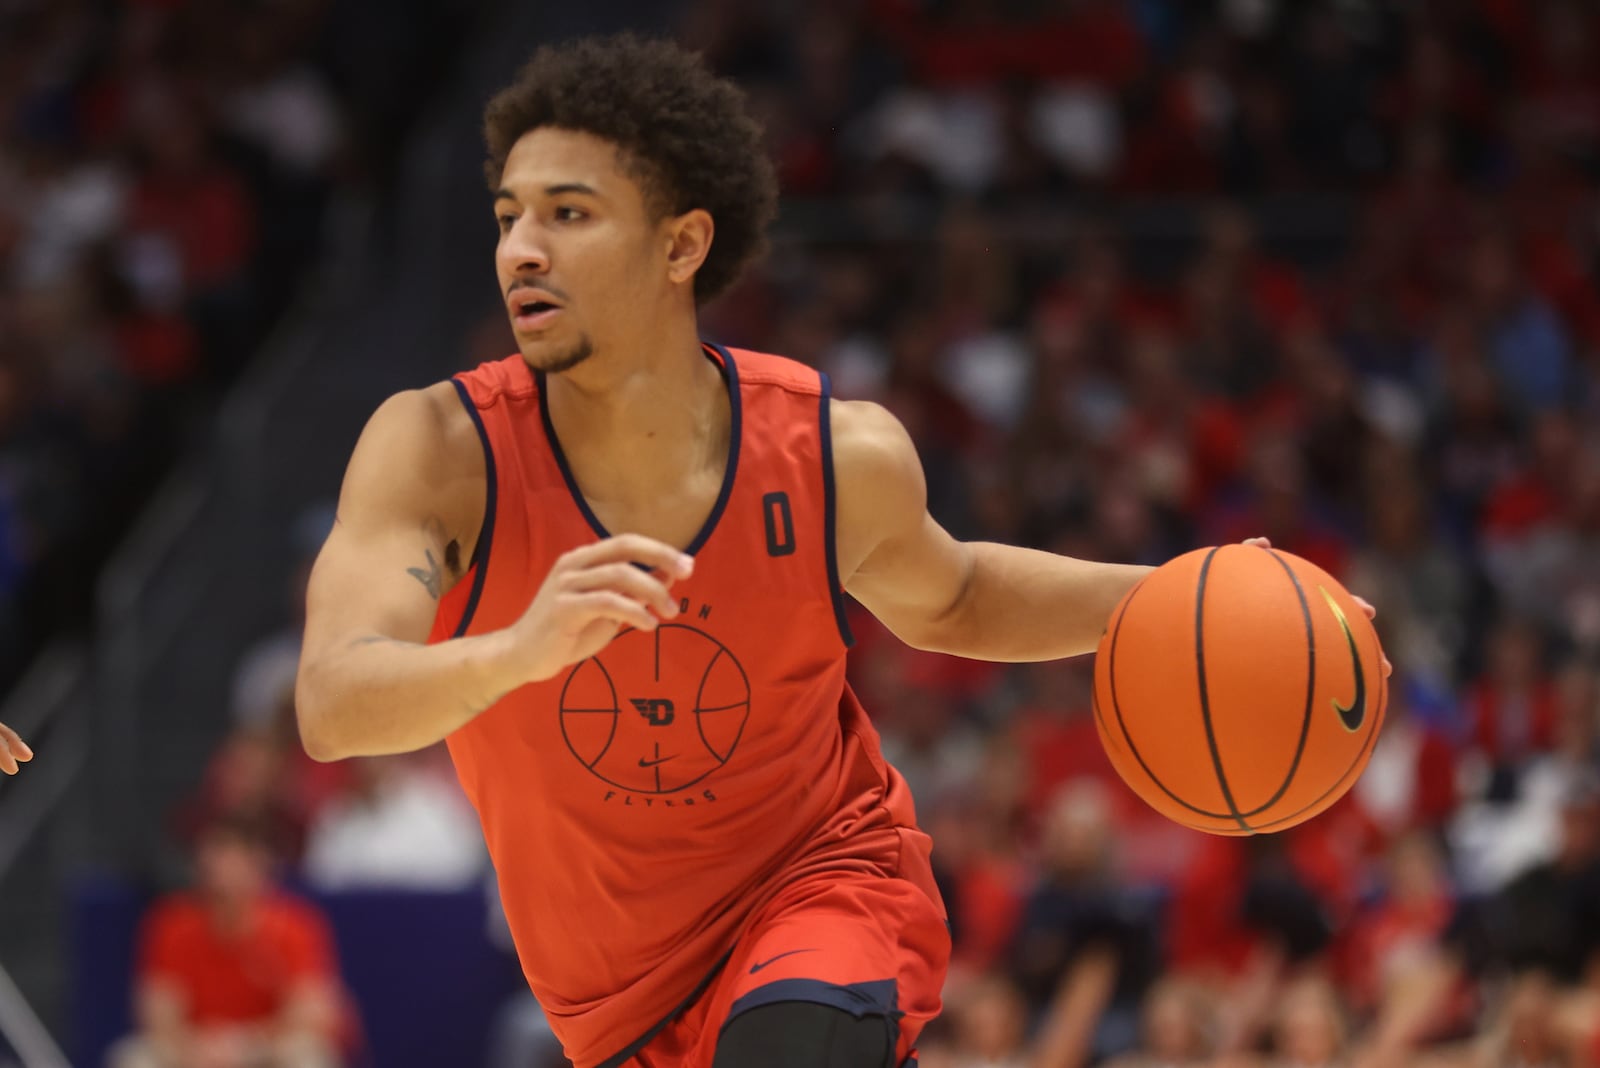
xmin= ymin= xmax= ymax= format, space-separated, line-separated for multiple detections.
xmin=137 ymin=892 xmax=336 ymax=1026
xmin=634 ymin=857 xmax=949 ymax=1067
xmin=431 ymin=347 xmax=946 ymax=1067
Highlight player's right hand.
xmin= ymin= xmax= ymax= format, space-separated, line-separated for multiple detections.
xmin=0 ymin=721 xmax=33 ymax=775
xmin=511 ymin=534 xmax=694 ymax=683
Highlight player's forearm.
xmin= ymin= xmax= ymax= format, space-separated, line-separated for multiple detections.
xmin=925 ymin=542 xmax=1150 ymax=661
xmin=295 ymin=629 xmax=526 ymax=760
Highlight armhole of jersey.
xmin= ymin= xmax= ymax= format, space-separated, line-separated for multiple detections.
xmin=450 ymin=378 xmax=496 ymax=639
xmin=818 ymin=373 xmax=855 ymax=649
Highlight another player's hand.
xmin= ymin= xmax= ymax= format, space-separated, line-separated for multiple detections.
xmin=0 ymin=721 xmax=32 ymax=775
xmin=1242 ymin=537 xmax=1392 ymax=679
xmin=511 ymin=534 xmax=694 ymax=683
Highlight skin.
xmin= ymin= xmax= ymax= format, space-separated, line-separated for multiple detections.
xmin=295 ymin=125 xmax=1384 ymax=762
xmin=0 ymin=722 xmax=31 ymax=774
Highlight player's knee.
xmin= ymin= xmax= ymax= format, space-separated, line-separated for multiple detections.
xmin=712 ymin=1001 xmax=895 ymax=1068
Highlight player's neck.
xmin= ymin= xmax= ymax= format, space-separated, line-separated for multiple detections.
xmin=542 ymin=327 xmax=729 ymax=503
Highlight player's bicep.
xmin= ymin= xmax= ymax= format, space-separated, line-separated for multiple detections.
xmin=832 ymin=400 xmax=973 ymax=648
xmin=300 ymin=388 xmax=477 ymax=659
xmin=302 ymin=520 xmax=444 ymax=652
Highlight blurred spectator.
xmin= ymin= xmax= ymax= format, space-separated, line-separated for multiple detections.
xmin=1343 ymin=462 xmax=1470 ymax=688
xmin=175 ymin=726 xmax=309 ymax=865
xmin=1010 ymin=658 xmax=1117 ymax=820
xmin=1238 ymin=975 xmax=1351 ymax=1068
xmin=922 ymin=973 xmax=1029 ymax=1068
xmin=1462 ymin=617 xmax=1559 ymax=788
xmin=925 ymin=785 xmax=1028 ymax=981
xmin=1463 ymin=225 xmax=1572 ymax=414
xmin=1420 ymin=970 xmax=1591 ymax=1068
xmin=301 ymin=749 xmax=486 ymax=892
xmin=1101 ymin=977 xmax=1216 ymax=1068
xmin=1345 ymin=693 xmax=1458 ymax=852
xmin=1167 ymin=827 xmax=1350 ymax=1054
xmin=1339 ymin=833 xmax=1466 ymax=1032
xmin=109 ymin=814 xmax=350 ymax=1068
xmin=1481 ymin=773 xmax=1600 ymax=985
xmin=1008 ymin=780 xmax=1157 ymax=1059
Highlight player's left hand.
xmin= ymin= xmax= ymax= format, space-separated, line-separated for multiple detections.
xmin=1242 ymin=537 xmax=1392 ymax=679
xmin=0 ymin=721 xmax=33 ymax=775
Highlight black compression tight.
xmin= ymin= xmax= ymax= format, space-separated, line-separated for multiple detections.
xmin=711 ymin=1001 xmax=900 ymax=1068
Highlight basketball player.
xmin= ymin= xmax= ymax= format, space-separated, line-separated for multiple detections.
xmin=295 ymin=34 xmax=1382 ymax=1068
xmin=0 ymin=721 xmax=31 ymax=775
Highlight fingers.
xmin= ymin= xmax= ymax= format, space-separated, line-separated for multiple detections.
xmin=563 ymin=535 xmax=694 ymax=581
xmin=0 ymin=723 xmax=31 ymax=775
xmin=565 ymin=563 xmax=680 ymax=621
xmin=1347 ymin=597 xmax=1395 ymax=677
xmin=577 ymin=591 xmax=662 ymax=634
xmin=1242 ymin=537 xmax=1273 ymax=549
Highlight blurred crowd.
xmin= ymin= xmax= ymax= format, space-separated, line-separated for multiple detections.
xmin=116 ymin=0 xmax=1600 ymax=1066
xmin=690 ymin=0 xmax=1596 ymax=1066
xmin=0 ymin=0 xmax=477 ymax=691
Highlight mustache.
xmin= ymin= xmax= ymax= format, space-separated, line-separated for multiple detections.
xmin=506 ymin=278 xmax=569 ymax=301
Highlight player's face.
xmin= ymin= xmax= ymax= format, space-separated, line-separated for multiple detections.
xmin=492 ymin=127 xmax=669 ymax=373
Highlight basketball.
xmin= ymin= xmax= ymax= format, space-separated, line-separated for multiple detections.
xmin=1093 ymin=544 xmax=1387 ymax=836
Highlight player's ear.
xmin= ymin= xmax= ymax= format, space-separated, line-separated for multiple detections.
xmin=664 ymin=208 xmax=714 ymax=287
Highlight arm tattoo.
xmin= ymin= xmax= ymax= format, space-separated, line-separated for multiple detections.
xmin=408 ymin=549 xmax=443 ymax=600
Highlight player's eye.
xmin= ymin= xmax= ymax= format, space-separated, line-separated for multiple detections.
xmin=496 ymin=213 xmax=518 ymax=232
xmin=553 ymin=206 xmax=586 ymax=223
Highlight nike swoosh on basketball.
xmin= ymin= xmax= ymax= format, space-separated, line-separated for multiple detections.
xmin=1318 ymin=587 xmax=1366 ymax=732
xmin=748 ymin=949 xmax=816 ymax=974
xmin=637 ymin=754 xmax=677 ymax=767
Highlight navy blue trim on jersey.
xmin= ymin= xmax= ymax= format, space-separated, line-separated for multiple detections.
xmin=536 ymin=343 xmax=742 ymax=558
xmin=594 ymin=948 xmax=734 ymax=1068
xmin=722 ymin=977 xmax=902 ymax=1034
xmin=449 ymin=378 xmax=496 ymax=638
xmin=818 ymin=373 xmax=855 ymax=649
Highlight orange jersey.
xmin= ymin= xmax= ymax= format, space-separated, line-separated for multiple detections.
xmin=428 ymin=345 xmax=939 ymax=1067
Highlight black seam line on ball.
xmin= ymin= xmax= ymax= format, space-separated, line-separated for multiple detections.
xmin=1231 ymin=547 xmax=1317 ymax=818
xmin=1197 ymin=547 xmax=1252 ymax=834
xmin=1108 ymin=574 xmax=1234 ymax=824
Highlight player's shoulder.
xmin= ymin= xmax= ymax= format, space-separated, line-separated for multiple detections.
xmin=828 ymin=397 xmax=925 ymax=526
xmin=829 ymin=397 xmax=916 ymax=472
xmin=364 ymin=382 xmax=477 ymax=457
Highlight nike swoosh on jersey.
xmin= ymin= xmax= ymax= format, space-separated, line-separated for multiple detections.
xmin=748 ymin=948 xmax=817 ymax=974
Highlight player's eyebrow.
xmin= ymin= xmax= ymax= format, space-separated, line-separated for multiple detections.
xmin=493 ymin=183 xmax=601 ymax=203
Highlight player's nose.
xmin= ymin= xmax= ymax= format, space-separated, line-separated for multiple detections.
xmin=497 ymin=218 xmax=551 ymax=275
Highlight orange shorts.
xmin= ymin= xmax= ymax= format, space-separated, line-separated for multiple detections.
xmin=619 ymin=867 xmax=950 ymax=1068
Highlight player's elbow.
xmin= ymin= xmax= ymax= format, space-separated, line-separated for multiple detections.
xmin=294 ymin=664 xmax=350 ymax=763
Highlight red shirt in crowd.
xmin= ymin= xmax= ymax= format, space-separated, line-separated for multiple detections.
xmin=137 ymin=891 xmax=339 ymax=1028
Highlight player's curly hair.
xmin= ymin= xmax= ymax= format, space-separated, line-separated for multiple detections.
xmin=483 ymin=34 xmax=778 ymax=305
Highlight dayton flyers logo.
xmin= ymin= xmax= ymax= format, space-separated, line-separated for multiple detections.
xmin=560 ymin=625 xmax=750 ymax=794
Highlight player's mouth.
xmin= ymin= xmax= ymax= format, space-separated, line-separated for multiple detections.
xmin=507 ymin=287 xmax=564 ymax=332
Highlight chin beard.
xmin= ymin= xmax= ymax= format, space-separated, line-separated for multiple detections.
xmin=529 ymin=336 xmax=594 ymax=375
